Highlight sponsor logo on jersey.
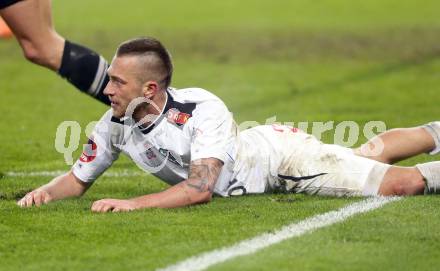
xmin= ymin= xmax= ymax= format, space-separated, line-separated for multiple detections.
xmin=141 ymin=147 xmax=163 ymax=169
xmin=167 ymin=108 xmax=190 ymax=126
xmin=141 ymin=147 xmax=183 ymax=169
xmin=79 ymin=138 xmax=97 ymax=163
xmin=145 ymin=148 xmax=157 ymax=160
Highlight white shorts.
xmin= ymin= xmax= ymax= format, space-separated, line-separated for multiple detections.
xmin=232 ymin=125 xmax=390 ymax=197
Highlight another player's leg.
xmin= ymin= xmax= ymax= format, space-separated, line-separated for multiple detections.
xmin=0 ymin=0 xmax=109 ymax=104
xmin=355 ymin=122 xmax=440 ymax=164
xmin=1 ymin=0 xmax=64 ymax=69
xmin=0 ymin=16 xmax=12 ymax=38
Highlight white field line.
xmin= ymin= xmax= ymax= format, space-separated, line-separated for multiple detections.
xmin=4 ymin=170 xmax=144 ymax=178
xmin=158 ymin=196 xmax=401 ymax=271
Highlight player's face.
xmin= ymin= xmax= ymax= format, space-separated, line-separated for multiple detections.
xmin=104 ymin=55 xmax=145 ymax=118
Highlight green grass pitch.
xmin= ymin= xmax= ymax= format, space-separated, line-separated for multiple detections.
xmin=1 ymin=0 xmax=440 ymax=270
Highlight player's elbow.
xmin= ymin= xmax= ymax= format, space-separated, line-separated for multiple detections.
xmin=21 ymin=41 xmax=43 ymax=64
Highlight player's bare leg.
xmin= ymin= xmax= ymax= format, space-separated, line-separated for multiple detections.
xmin=378 ymin=160 xmax=440 ymax=195
xmin=355 ymin=122 xmax=440 ymax=164
xmin=0 ymin=16 xmax=12 ymax=38
xmin=377 ymin=166 xmax=425 ymax=196
xmin=0 ymin=0 xmax=64 ymax=70
xmin=0 ymin=0 xmax=110 ymax=104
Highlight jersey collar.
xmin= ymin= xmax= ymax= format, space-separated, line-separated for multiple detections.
xmin=138 ymin=89 xmax=174 ymax=134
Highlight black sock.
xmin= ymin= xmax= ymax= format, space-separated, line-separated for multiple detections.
xmin=58 ymin=40 xmax=110 ymax=105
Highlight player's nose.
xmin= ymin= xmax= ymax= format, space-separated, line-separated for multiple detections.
xmin=103 ymin=83 xmax=114 ymax=96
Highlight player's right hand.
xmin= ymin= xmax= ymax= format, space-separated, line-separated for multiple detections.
xmin=17 ymin=190 xmax=53 ymax=207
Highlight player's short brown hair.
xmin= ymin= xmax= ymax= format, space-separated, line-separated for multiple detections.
xmin=116 ymin=37 xmax=173 ymax=88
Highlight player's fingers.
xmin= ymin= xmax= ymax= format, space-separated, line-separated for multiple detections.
xmin=91 ymin=199 xmax=116 ymax=212
xmin=36 ymin=191 xmax=50 ymax=206
xmin=17 ymin=195 xmax=26 ymax=207
xmin=96 ymin=204 xmax=106 ymax=213
xmin=34 ymin=192 xmax=44 ymax=207
xmin=92 ymin=202 xmax=110 ymax=213
xmin=17 ymin=193 xmax=29 ymax=207
xmin=43 ymin=192 xmax=52 ymax=204
xmin=91 ymin=201 xmax=102 ymax=212
xmin=112 ymin=207 xmax=120 ymax=213
xmin=100 ymin=204 xmax=114 ymax=213
xmin=25 ymin=193 xmax=35 ymax=207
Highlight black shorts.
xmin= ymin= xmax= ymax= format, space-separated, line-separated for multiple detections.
xmin=0 ymin=0 xmax=23 ymax=10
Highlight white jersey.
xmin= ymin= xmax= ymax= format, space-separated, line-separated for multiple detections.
xmin=72 ymin=88 xmax=389 ymax=197
xmin=73 ymin=87 xmax=240 ymax=196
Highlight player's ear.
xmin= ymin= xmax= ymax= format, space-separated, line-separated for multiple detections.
xmin=142 ymin=81 xmax=158 ymax=99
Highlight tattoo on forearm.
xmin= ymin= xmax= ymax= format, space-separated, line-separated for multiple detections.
xmin=186 ymin=178 xmax=212 ymax=193
xmin=186 ymin=159 xmax=223 ymax=193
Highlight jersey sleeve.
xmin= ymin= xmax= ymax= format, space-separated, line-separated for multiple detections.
xmin=189 ymin=100 xmax=236 ymax=162
xmin=72 ymin=111 xmax=121 ymax=183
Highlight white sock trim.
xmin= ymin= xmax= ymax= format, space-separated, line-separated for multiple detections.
xmin=88 ymin=56 xmax=108 ymax=96
xmin=416 ymin=161 xmax=440 ymax=194
xmin=422 ymin=122 xmax=440 ymax=155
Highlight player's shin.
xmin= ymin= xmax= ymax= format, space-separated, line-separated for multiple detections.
xmin=58 ymin=40 xmax=110 ymax=105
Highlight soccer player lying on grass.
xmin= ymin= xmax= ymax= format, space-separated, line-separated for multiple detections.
xmin=1 ymin=0 xmax=110 ymax=104
xmin=17 ymin=37 xmax=440 ymax=212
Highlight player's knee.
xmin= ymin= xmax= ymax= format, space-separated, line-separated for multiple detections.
xmin=390 ymin=183 xmax=406 ymax=196
xmin=21 ymin=41 xmax=46 ymax=65
xmin=410 ymin=174 xmax=426 ymax=195
xmin=21 ymin=41 xmax=38 ymax=62
xmin=391 ymin=172 xmax=425 ymax=196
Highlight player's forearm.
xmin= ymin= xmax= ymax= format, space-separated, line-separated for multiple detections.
xmin=91 ymin=158 xmax=221 ymax=212
xmin=18 ymin=171 xmax=90 ymax=207
xmin=131 ymin=180 xmax=212 ymax=209
xmin=39 ymin=171 xmax=89 ymax=200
